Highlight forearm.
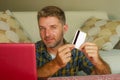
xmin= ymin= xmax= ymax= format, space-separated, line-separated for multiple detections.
xmin=37 ymin=59 xmax=60 ymax=77
xmin=92 ymin=58 xmax=111 ymax=75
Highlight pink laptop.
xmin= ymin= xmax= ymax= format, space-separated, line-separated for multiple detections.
xmin=0 ymin=43 xmax=37 ymax=80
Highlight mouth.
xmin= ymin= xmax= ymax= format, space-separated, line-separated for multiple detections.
xmin=44 ymin=38 xmax=54 ymax=43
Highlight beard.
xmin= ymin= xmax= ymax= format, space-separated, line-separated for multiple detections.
xmin=46 ymin=38 xmax=63 ymax=48
xmin=43 ymin=32 xmax=64 ymax=48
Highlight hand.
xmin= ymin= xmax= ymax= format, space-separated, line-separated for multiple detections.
xmin=54 ymin=44 xmax=74 ymax=68
xmin=80 ymin=42 xmax=101 ymax=65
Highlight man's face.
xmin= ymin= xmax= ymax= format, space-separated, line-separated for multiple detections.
xmin=38 ymin=17 xmax=67 ymax=48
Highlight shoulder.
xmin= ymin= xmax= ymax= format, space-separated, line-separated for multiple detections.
xmin=35 ymin=40 xmax=42 ymax=46
xmin=35 ymin=40 xmax=46 ymax=51
xmin=35 ymin=40 xmax=45 ymax=47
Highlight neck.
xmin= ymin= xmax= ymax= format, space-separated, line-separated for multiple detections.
xmin=47 ymin=39 xmax=64 ymax=55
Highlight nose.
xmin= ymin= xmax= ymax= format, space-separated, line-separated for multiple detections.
xmin=45 ymin=29 xmax=51 ymax=37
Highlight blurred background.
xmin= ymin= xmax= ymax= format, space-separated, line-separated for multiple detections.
xmin=0 ymin=0 xmax=120 ymax=20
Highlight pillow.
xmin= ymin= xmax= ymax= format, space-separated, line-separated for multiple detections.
xmin=0 ymin=10 xmax=32 ymax=43
xmin=80 ymin=17 xmax=120 ymax=51
xmin=114 ymin=40 xmax=120 ymax=49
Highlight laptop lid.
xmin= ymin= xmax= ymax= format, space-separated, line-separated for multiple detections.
xmin=0 ymin=43 xmax=37 ymax=80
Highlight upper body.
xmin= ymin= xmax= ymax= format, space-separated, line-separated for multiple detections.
xmin=36 ymin=40 xmax=94 ymax=77
xmin=36 ymin=6 xmax=111 ymax=78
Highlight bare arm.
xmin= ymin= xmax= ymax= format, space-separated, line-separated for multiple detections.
xmin=80 ymin=42 xmax=111 ymax=75
xmin=91 ymin=57 xmax=111 ymax=75
xmin=37 ymin=59 xmax=60 ymax=77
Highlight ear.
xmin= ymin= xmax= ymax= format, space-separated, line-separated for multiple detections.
xmin=63 ymin=24 xmax=68 ymax=33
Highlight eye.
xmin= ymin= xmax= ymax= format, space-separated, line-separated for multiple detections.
xmin=39 ymin=27 xmax=45 ymax=31
xmin=51 ymin=25 xmax=57 ymax=29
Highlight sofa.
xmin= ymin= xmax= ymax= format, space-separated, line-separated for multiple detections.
xmin=0 ymin=10 xmax=120 ymax=75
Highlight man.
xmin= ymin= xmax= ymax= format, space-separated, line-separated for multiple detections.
xmin=36 ymin=6 xmax=111 ymax=78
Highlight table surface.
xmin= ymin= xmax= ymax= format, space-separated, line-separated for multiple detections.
xmin=48 ymin=74 xmax=120 ymax=80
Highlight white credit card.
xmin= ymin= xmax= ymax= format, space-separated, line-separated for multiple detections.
xmin=72 ymin=30 xmax=87 ymax=49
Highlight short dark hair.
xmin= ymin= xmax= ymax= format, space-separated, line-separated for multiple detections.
xmin=37 ymin=6 xmax=66 ymax=25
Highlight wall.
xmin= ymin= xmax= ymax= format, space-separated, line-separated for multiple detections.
xmin=0 ymin=0 xmax=120 ymax=19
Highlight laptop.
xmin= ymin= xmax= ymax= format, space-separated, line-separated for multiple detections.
xmin=0 ymin=43 xmax=37 ymax=80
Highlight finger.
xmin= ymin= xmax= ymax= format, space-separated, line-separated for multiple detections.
xmin=64 ymin=56 xmax=71 ymax=63
xmin=80 ymin=42 xmax=98 ymax=51
xmin=86 ymin=45 xmax=98 ymax=50
xmin=57 ymin=44 xmax=74 ymax=56
xmin=86 ymin=50 xmax=98 ymax=54
xmin=80 ymin=42 xmax=96 ymax=49
xmin=58 ymin=53 xmax=71 ymax=65
xmin=81 ymin=45 xmax=98 ymax=57
xmin=58 ymin=44 xmax=74 ymax=52
xmin=67 ymin=57 xmax=71 ymax=62
xmin=65 ymin=52 xmax=72 ymax=58
xmin=83 ymin=47 xmax=98 ymax=55
xmin=58 ymin=47 xmax=71 ymax=56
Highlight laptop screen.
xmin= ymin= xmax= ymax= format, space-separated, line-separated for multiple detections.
xmin=0 ymin=43 xmax=37 ymax=80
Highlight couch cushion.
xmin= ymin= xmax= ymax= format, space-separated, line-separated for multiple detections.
xmin=0 ymin=10 xmax=32 ymax=43
xmin=81 ymin=17 xmax=120 ymax=50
